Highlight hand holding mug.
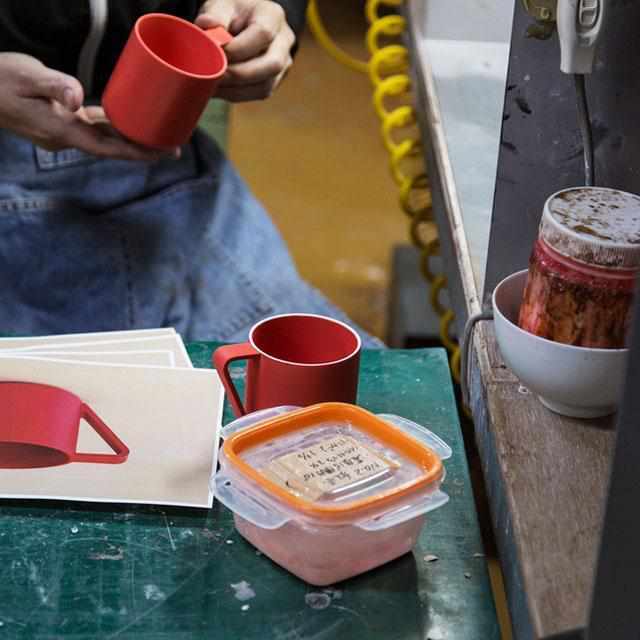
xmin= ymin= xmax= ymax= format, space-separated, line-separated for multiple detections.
xmin=102 ymin=14 xmax=232 ymax=149
xmin=195 ymin=0 xmax=295 ymax=102
xmin=0 ymin=53 xmax=171 ymax=161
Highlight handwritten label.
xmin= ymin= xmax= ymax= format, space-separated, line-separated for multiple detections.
xmin=264 ymin=435 xmax=395 ymax=500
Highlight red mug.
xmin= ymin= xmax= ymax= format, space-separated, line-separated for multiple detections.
xmin=213 ymin=314 xmax=362 ymax=417
xmin=0 ymin=382 xmax=129 ymax=469
xmin=102 ymin=13 xmax=232 ymax=149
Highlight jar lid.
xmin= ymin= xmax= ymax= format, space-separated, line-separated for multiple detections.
xmin=540 ymin=187 xmax=640 ymax=269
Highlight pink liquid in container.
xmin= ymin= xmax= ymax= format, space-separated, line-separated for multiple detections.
xmin=212 ymin=402 xmax=451 ymax=585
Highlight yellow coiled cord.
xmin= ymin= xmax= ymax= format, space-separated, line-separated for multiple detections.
xmin=305 ymin=0 xmax=369 ymax=73
xmin=306 ymin=0 xmax=462 ymax=388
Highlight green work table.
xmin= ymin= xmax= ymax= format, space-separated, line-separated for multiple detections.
xmin=0 ymin=345 xmax=499 ymax=639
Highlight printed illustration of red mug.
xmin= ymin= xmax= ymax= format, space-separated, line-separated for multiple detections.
xmin=0 ymin=382 xmax=129 ymax=469
xmin=102 ymin=13 xmax=232 ymax=149
xmin=213 ymin=314 xmax=362 ymax=417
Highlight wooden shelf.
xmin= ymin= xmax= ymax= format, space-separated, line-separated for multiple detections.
xmin=405 ymin=1 xmax=617 ymax=636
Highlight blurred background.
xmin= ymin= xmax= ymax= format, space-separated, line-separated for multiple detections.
xmin=226 ymin=1 xmax=406 ymax=341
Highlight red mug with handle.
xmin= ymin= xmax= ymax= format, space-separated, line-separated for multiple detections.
xmin=102 ymin=13 xmax=232 ymax=149
xmin=0 ymin=382 xmax=129 ymax=469
xmin=213 ymin=314 xmax=362 ymax=417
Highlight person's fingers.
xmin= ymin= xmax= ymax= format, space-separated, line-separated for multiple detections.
xmin=215 ymin=76 xmax=280 ymax=102
xmin=222 ymin=2 xmax=286 ymax=63
xmin=23 ymin=62 xmax=84 ymax=111
xmin=220 ymin=29 xmax=293 ymax=87
xmin=35 ymin=102 xmax=175 ymax=161
xmin=196 ymin=0 xmax=249 ymax=32
xmin=217 ymin=45 xmax=292 ymax=101
xmin=66 ymin=122 xmax=173 ymax=161
xmin=0 ymin=55 xmax=168 ymax=160
xmin=3 ymin=54 xmax=176 ymax=161
xmin=220 ymin=56 xmax=285 ymax=88
xmin=76 ymin=105 xmax=182 ymax=160
xmin=79 ymin=105 xmax=110 ymax=124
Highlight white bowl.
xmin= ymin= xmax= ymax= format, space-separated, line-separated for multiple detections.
xmin=492 ymin=269 xmax=629 ymax=418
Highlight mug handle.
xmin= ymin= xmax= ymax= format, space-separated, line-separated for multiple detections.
xmin=212 ymin=343 xmax=260 ymax=417
xmin=204 ymin=26 xmax=233 ymax=46
xmin=70 ymin=404 xmax=130 ymax=464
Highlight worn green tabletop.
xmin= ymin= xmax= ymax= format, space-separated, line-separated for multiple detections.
xmin=0 ymin=345 xmax=499 ymax=639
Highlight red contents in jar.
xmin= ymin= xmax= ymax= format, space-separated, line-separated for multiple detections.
xmin=519 ymin=239 xmax=636 ymax=348
xmin=518 ymin=187 xmax=640 ymax=349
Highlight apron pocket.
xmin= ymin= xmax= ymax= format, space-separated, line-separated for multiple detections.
xmin=0 ymin=204 xmax=130 ymax=335
xmin=111 ymin=172 xmax=275 ymax=341
xmin=188 ymin=243 xmax=275 ymax=342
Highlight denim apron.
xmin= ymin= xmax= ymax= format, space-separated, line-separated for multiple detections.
xmin=0 ymin=129 xmax=381 ymax=346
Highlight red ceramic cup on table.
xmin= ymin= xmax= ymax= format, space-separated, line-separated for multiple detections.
xmin=0 ymin=382 xmax=129 ymax=469
xmin=213 ymin=314 xmax=362 ymax=417
xmin=102 ymin=13 xmax=232 ymax=149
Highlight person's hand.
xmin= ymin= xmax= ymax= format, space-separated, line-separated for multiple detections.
xmin=196 ymin=0 xmax=296 ymax=101
xmin=0 ymin=53 xmax=179 ymax=161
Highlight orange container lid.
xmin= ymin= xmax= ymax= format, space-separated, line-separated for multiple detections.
xmin=222 ymin=402 xmax=444 ymax=522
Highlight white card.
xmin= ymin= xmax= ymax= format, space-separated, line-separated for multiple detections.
xmin=3 ymin=350 xmax=176 ymax=367
xmin=0 ymin=335 xmax=192 ymax=368
xmin=0 ymin=357 xmax=224 ymax=508
xmin=0 ymin=328 xmax=175 ymax=348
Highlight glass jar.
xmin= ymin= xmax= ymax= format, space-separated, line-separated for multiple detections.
xmin=519 ymin=187 xmax=640 ymax=348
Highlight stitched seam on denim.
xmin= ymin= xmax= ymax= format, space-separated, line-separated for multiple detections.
xmin=210 ymin=246 xmax=275 ymax=339
xmin=35 ymin=147 xmax=96 ymax=170
xmin=21 ymin=168 xmax=215 ymax=218
xmin=108 ymin=175 xmax=219 ymax=217
xmin=0 ymin=198 xmax=56 ymax=213
xmin=119 ymin=230 xmax=135 ymax=328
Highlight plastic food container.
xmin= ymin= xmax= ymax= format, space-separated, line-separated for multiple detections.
xmin=519 ymin=187 xmax=640 ymax=348
xmin=212 ymin=402 xmax=451 ymax=585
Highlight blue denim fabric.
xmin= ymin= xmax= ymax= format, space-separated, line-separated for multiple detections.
xmin=0 ymin=129 xmax=383 ymax=347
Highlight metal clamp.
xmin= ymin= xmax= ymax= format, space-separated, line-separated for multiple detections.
xmin=520 ymin=0 xmax=557 ymax=22
xmin=460 ymin=309 xmax=494 ymax=410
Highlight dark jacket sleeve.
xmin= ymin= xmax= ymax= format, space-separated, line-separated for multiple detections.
xmin=272 ymin=0 xmax=309 ymax=48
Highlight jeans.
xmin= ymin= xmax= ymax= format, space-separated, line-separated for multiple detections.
xmin=0 ymin=129 xmax=383 ymax=347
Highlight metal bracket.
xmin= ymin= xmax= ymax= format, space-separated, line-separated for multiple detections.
xmin=460 ymin=309 xmax=494 ymax=410
xmin=521 ymin=0 xmax=557 ymax=21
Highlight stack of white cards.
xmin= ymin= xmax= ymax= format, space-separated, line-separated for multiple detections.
xmin=0 ymin=328 xmax=225 ymax=508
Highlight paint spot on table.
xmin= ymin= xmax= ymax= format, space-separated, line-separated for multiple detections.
xmin=231 ymin=581 xmax=256 ymax=601
xmin=143 ymin=584 xmax=166 ymax=601
xmin=305 ymin=593 xmax=331 ymax=610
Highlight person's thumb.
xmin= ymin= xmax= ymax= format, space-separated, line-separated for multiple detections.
xmin=29 ymin=66 xmax=84 ymax=111
xmin=195 ymin=0 xmax=238 ymax=30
